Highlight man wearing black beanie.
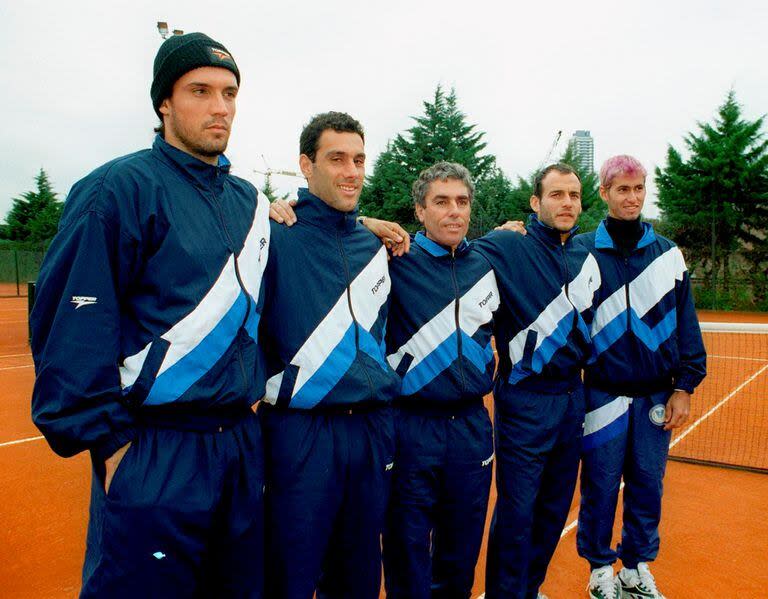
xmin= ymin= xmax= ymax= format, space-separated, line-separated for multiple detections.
xmin=30 ymin=32 xmax=269 ymax=598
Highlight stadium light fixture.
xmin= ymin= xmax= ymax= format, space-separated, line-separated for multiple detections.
xmin=156 ymin=22 xmax=184 ymax=39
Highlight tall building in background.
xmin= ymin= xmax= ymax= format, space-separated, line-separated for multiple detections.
xmin=570 ymin=130 xmax=594 ymax=172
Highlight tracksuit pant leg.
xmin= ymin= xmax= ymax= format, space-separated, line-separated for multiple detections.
xmin=527 ymin=386 xmax=584 ymax=594
xmin=383 ymin=402 xmax=493 ymax=599
xmin=578 ymin=388 xmax=671 ymax=570
xmin=485 ymin=385 xmax=585 ymax=599
xmin=260 ymin=405 xmax=395 ymax=599
xmin=81 ymin=412 xmax=265 ymax=599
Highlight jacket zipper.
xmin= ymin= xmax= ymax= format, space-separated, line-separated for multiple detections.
xmin=210 ymin=190 xmax=250 ymax=383
xmin=624 ymin=256 xmax=632 ymax=331
xmin=450 ymin=250 xmax=467 ymax=394
xmin=561 ymin=241 xmax=579 ymax=330
xmin=336 ymin=232 xmax=375 ymax=400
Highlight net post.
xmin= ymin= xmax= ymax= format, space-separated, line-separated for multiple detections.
xmin=27 ymin=281 xmax=36 ymax=345
xmin=14 ymin=250 xmax=20 ymax=296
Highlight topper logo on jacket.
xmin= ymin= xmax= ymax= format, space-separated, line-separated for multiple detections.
xmin=371 ymin=276 xmax=386 ymax=295
xmin=71 ymin=296 xmax=97 ymax=309
xmin=479 ymin=291 xmax=494 ymax=308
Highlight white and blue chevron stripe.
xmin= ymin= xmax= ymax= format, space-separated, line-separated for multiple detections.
xmin=508 ymin=253 xmax=600 ymax=383
xmin=591 ymin=247 xmax=686 ymax=356
xmin=263 ymin=246 xmax=390 ymax=409
xmin=119 ymin=197 xmax=270 ymax=405
xmin=582 ymin=395 xmax=631 ymax=450
xmin=387 ymin=270 xmax=499 ymax=396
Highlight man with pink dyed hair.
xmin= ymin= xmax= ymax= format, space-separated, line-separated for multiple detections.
xmin=573 ymin=155 xmax=706 ymax=599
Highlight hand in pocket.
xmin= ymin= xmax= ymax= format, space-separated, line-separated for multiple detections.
xmin=104 ymin=442 xmax=132 ymax=494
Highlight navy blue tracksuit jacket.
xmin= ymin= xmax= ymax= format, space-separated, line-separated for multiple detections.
xmin=578 ymin=220 xmax=706 ymax=397
xmin=31 ymin=136 xmax=269 ymax=460
xmin=386 ymin=232 xmax=499 ymax=402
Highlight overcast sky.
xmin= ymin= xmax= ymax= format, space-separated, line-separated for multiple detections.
xmin=2 ymin=0 xmax=767 ymax=222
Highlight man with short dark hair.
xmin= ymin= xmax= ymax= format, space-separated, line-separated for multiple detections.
xmin=382 ymin=161 xmax=498 ymax=599
xmin=575 ymin=155 xmax=706 ymax=599
xmin=474 ymin=163 xmax=600 ymax=599
xmin=258 ymin=111 xmax=402 ymax=599
xmin=30 ymin=32 xmax=269 ymax=597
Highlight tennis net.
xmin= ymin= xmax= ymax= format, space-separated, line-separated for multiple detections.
xmin=669 ymin=321 xmax=768 ymax=473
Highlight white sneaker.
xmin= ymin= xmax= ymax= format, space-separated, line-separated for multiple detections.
xmin=537 ymin=594 xmax=549 ymax=599
xmin=618 ymin=562 xmax=666 ymax=598
xmin=588 ymin=565 xmax=619 ymax=599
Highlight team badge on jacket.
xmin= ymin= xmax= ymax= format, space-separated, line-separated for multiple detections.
xmin=649 ymin=404 xmax=666 ymax=426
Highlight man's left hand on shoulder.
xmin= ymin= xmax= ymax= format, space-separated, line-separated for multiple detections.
xmin=664 ymin=389 xmax=691 ymax=430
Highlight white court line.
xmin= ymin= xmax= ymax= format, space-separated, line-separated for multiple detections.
xmin=558 ymin=361 xmax=768 ymax=540
xmin=708 ymin=354 xmax=767 ymax=363
xmin=0 ymin=435 xmax=44 ymax=448
xmin=0 ymin=364 xmax=33 ymax=371
xmin=0 ymin=352 xmax=32 ymax=359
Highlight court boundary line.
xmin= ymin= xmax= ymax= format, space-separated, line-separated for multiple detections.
xmin=0 ymin=435 xmax=44 ymax=448
xmin=0 ymin=352 xmax=32 ymax=359
xmin=0 ymin=364 xmax=33 ymax=372
xmin=708 ymin=354 xmax=767 ymax=363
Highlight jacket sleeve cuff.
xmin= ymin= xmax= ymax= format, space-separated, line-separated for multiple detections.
xmin=90 ymin=426 xmax=139 ymax=464
xmin=673 ymin=376 xmax=695 ymax=395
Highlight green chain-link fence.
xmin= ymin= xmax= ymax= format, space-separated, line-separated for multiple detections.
xmin=0 ymin=248 xmax=46 ymax=297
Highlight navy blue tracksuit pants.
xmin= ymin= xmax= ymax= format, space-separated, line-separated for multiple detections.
xmin=485 ymin=384 xmax=585 ymax=599
xmin=577 ymin=388 xmax=672 ymax=570
xmin=82 ymin=412 xmax=265 ymax=599
xmin=383 ymin=401 xmax=494 ymax=599
xmin=259 ymin=404 xmax=395 ymax=599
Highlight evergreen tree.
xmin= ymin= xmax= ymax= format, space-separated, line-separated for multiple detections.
xmin=470 ymin=167 xmax=518 ymax=237
xmin=655 ymin=91 xmax=768 ymax=304
xmin=3 ymin=169 xmax=63 ymax=242
xmin=260 ymin=175 xmax=289 ymax=202
xmin=360 ymin=86 xmax=499 ymax=229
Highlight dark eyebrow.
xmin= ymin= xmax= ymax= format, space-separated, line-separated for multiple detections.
xmin=185 ymin=82 xmax=239 ymax=92
xmin=325 ymin=151 xmax=366 ymax=160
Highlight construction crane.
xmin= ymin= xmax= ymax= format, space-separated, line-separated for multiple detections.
xmin=254 ymin=155 xmax=304 ymax=182
xmin=538 ymin=130 xmax=562 ymax=170
xmin=253 ymin=168 xmax=304 ymax=179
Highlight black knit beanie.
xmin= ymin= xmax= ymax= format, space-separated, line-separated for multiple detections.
xmin=151 ymin=32 xmax=240 ymax=118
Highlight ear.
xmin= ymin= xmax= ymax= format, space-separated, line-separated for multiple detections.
xmin=159 ymin=98 xmax=171 ymax=117
xmin=414 ymin=203 xmax=425 ymax=224
xmin=599 ymin=185 xmax=609 ymax=203
xmin=299 ymin=154 xmax=313 ymax=180
xmin=529 ymin=195 xmax=540 ymax=215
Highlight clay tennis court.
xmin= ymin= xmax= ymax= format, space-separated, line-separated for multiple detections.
xmin=2 ymin=294 xmax=767 ymax=597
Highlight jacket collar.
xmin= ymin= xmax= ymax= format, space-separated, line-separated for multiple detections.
xmin=414 ymin=231 xmax=469 ymax=257
xmin=595 ymin=219 xmax=656 ymax=251
xmin=152 ymin=135 xmax=231 ymax=193
xmin=295 ymin=188 xmax=359 ymax=233
xmin=527 ymin=214 xmax=579 ymax=246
